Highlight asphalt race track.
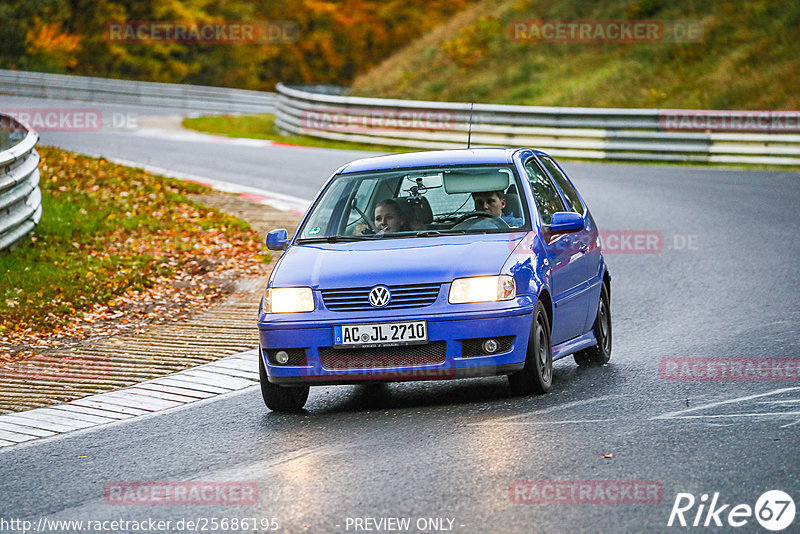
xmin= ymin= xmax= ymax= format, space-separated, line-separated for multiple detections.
xmin=1 ymin=96 xmax=799 ymax=533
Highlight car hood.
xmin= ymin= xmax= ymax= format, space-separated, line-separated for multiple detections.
xmin=271 ymin=234 xmax=519 ymax=288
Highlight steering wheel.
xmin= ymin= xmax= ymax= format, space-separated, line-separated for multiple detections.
xmin=451 ymin=211 xmax=510 ymax=230
xmin=349 ymin=196 xmax=375 ymax=234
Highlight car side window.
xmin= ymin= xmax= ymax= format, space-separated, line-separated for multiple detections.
xmin=539 ymin=156 xmax=585 ymax=216
xmin=523 ymin=158 xmax=566 ymax=225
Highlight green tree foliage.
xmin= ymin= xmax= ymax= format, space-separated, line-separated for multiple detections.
xmin=0 ymin=0 xmax=472 ymax=89
xmin=350 ymin=0 xmax=800 ymax=109
xmin=0 ymin=0 xmax=77 ymax=72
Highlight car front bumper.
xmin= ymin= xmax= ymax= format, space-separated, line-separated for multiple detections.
xmin=258 ymin=303 xmax=535 ymax=385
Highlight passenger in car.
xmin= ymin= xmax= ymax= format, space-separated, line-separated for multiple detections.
xmin=374 ymin=199 xmax=410 ymax=233
xmin=471 ymin=190 xmax=523 ymax=226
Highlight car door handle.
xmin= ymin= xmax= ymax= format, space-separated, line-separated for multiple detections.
xmin=579 ymin=244 xmax=589 ymax=254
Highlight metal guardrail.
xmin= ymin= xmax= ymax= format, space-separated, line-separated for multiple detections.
xmin=0 ymin=69 xmax=275 ymax=114
xmin=0 ymin=114 xmax=40 ymax=251
xmin=276 ymin=83 xmax=800 ymax=166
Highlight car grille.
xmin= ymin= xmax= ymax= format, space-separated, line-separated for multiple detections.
xmin=321 ymin=283 xmax=441 ymax=311
xmin=318 ymin=342 xmax=447 ymax=370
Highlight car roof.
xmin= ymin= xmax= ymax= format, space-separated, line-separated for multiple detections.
xmin=337 ymin=148 xmax=532 ymax=174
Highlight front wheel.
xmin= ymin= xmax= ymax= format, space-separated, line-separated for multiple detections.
xmin=508 ymin=300 xmax=553 ymax=395
xmin=574 ymin=283 xmax=612 ymax=366
xmin=259 ymin=352 xmax=309 ymax=412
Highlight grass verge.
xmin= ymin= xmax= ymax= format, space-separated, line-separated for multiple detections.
xmin=0 ymin=146 xmax=270 ymax=358
xmin=182 ymin=114 xmax=416 ymax=153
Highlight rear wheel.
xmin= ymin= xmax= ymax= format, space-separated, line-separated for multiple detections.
xmin=574 ymin=283 xmax=612 ymax=366
xmin=508 ymin=300 xmax=553 ymax=395
xmin=259 ymin=352 xmax=309 ymax=412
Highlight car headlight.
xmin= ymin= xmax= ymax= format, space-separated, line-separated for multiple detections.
xmin=264 ymin=287 xmax=315 ymax=313
xmin=448 ymin=275 xmax=516 ymax=304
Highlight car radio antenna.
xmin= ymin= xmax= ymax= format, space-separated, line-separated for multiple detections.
xmin=467 ymin=102 xmax=474 ymax=149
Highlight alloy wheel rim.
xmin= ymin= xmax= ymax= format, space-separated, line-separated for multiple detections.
xmin=599 ymin=300 xmax=610 ymax=352
xmin=536 ymin=316 xmax=550 ymax=382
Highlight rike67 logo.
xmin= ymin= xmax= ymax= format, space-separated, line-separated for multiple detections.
xmin=668 ymin=490 xmax=795 ymax=531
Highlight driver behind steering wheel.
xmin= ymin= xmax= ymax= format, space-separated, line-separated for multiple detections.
xmin=471 ymin=190 xmax=523 ymax=227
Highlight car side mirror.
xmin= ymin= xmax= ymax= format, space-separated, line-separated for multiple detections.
xmin=550 ymin=212 xmax=584 ymax=233
xmin=266 ymin=228 xmax=289 ymax=250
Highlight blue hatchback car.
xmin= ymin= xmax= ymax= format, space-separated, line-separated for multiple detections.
xmin=258 ymin=148 xmax=611 ymax=411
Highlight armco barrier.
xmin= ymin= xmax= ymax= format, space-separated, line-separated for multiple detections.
xmin=0 ymin=69 xmax=275 ymax=114
xmin=275 ymin=83 xmax=800 ymax=166
xmin=0 ymin=115 xmax=41 ymax=251
xmin=1 ymin=71 xmax=795 ymax=165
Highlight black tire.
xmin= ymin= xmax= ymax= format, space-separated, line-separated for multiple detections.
xmin=574 ymin=283 xmax=612 ymax=366
xmin=508 ymin=300 xmax=553 ymax=395
xmin=259 ymin=352 xmax=309 ymax=412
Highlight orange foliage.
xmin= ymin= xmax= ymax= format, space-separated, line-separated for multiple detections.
xmin=25 ymin=19 xmax=81 ymax=69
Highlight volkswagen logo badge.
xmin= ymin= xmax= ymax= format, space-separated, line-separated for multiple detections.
xmin=369 ymin=285 xmax=391 ymax=308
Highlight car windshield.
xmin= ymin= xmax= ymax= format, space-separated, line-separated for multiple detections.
xmin=296 ymin=164 xmax=529 ymax=242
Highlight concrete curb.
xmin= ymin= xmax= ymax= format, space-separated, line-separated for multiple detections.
xmin=0 ymin=349 xmax=261 ymax=451
xmin=1 ymin=150 xmax=306 ymax=427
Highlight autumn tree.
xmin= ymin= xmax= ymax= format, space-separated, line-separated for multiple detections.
xmin=0 ymin=0 xmax=474 ymax=89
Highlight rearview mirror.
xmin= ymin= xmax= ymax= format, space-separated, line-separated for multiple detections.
xmin=442 ymin=169 xmax=511 ymax=194
xmin=550 ymin=212 xmax=584 ymax=233
xmin=266 ymin=228 xmax=289 ymax=250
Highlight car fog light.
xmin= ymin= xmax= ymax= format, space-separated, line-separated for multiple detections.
xmin=482 ymin=339 xmax=498 ymax=354
xmin=275 ymin=350 xmax=290 ymax=364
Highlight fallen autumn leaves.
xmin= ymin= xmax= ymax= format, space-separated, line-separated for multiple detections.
xmin=0 ymin=146 xmax=270 ymax=360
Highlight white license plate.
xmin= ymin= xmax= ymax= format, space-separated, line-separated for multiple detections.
xmin=333 ymin=320 xmax=428 ymax=348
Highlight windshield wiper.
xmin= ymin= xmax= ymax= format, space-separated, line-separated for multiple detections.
xmin=415 ymin=230 xmax=467 ymax=237
xmin=296 ymin=235 xmax=381 ymax=244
